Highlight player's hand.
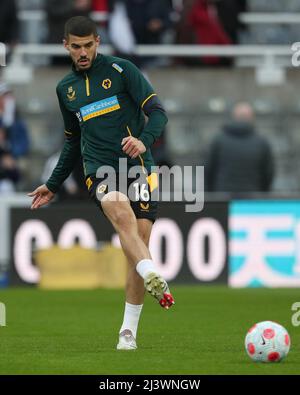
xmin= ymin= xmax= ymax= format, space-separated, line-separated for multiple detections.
xmin=121 ymin=136 xmax=146 ymax=159
xmin=27 ymin=184 xmax=55 ymax=210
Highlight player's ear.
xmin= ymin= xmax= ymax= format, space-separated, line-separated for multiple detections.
xmin=95 ymin=35 xmax=100 ymax=47
xmin=63 ymin=38 xmax=69 ymax=51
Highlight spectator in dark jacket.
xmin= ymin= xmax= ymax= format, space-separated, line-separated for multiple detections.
xmin=0 ymin=122 xmax=20 ymax=192
xmin=215 ymin=0 xmax=248 ymax=44
xmin=46 ymin=0 xmax=92 ymax=44
xmin=0 ymin=0 xmax=18 ymax=45
xmin=120 ymin=0 xmax=172 ymax=67
xmin=7 ymin=115 xmax=30 ymax=158
xmin=123 ymin=0 xmax=171 ymax=45
xmin=0 ymin=83 xmax=30 ymax=158
xmin=46 ymin=0 xmax=92 ymax=65
xmin=205 ymin=102 xmax=274 ymax=193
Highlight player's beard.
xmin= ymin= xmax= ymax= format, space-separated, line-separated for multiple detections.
xmin=76 ymin=52 xmax=97 ymax=71
xmin=76 ymin=57 xmax=91 ymax=70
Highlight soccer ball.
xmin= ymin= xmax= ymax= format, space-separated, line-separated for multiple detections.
xmin=245 ymin=321 xmax=290 ymax=362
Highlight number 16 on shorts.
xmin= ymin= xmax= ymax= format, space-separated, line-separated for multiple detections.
xmin=132 ymin=182 xmax=150 ymax=202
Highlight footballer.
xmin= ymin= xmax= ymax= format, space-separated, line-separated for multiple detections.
xmin=28 ymin=16 xmax=175 ymax=350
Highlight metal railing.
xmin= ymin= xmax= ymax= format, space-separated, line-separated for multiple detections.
xmin=4 ymin=44 xmax=293 ymax=70
xmin=239 ymin=12 xmax=300 ymax=24
xmin=9 ymin=43 xmax=292 ymax=57
xmin=18 ymin=10 xmax=109 ymax=23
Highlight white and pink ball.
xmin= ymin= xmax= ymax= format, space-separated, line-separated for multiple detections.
xmin=245 ymin=321 xmax=290 ymax=362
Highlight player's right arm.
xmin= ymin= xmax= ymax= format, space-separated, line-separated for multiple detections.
xmin=28 ymin=86 xmax=81 ymax=209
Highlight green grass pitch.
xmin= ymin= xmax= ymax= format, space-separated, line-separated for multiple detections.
xmin=0 ymin=286 xmax=299 ymax=374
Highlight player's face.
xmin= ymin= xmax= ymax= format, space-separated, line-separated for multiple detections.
xmin=64 ymin=34 xmax=100 ymax=71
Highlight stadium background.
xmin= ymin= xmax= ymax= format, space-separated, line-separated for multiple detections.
xmin=1 ymin=0 xmax=300 ymax=375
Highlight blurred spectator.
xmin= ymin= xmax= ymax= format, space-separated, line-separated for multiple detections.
xmin=0 ymin=121 xmax=20 ymax=193
xmin=46 ymin=0 xmax=92 ymax=44
xmin=205 ymin=102 xmax=274 ymax=193
xmin=108 ymin=1 xmax=136 ymax=56
xmin=0 ymin=0 xmax=19 ymax=45
xmin=176 ymin=0 xmax=232 ymax=65
xmin=0 ymin=82 xmax=15 ymax=128
xmin=176 ymin=0 xmax=198 ymax=44
xmin=0 ymin=0 xmax=19 ymax=63
xmin=215 ymin=0 xmax=248 ymax=44
xmin=91 ymin=0 xmax=110 ymax=43
xmin=7 ymin=113 xmax=30 ymax=159
xmin=0 ymin=82 xmax=30 ymax=159
xmin=46 ymin=0 xmax=92 ymax=64
xmin=109 ymin=0 xmax=172 ymax=67
xmin=92 ymin=0 xmax=109 ymax=13
xmin=123 ymin=0 xmax=171 ymax=45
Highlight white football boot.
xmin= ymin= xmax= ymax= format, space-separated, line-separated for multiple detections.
xmin=116 ymin=329 xmax=137 ymax=350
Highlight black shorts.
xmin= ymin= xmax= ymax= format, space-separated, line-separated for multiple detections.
xmin=86 ymin=173 xmax=158 ymax=223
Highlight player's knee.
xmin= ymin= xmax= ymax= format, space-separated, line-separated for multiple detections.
xmin=102 ymin=201 xmax=135 ymax=228
xmin=114 ymin=210 xmax=137 ymax=233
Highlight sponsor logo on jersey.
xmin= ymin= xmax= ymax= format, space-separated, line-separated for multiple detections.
xmin=80 ymin=96 xmax=120 ymax=121
xmin=102 ymin=79 xmax=112 ymax=89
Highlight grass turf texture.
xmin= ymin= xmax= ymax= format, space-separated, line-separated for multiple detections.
xmin=0 ymin=286 xmax=299 ymax=374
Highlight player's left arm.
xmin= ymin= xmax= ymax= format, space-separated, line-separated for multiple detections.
xmin=121 ymin=61 xmax=168 ymax=158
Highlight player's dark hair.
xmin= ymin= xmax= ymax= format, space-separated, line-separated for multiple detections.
xmin=64 ymin=16 xmax=98 ymax=39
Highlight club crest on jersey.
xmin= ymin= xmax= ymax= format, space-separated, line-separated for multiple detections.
xmin=67 ymin=86 xmax=76 ymax=101
xmin=102 ymin=79 xmax=112 ymax=90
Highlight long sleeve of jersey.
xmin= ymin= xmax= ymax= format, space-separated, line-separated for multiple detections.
xmin=123 ymin=61 xmax=168 ymax=149
xmin=46 ymin=88 xmax=81 ymax=193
